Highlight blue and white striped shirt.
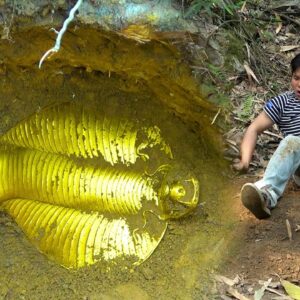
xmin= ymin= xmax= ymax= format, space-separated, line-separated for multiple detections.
xmin=264 ymin=91 xmax=300 ymax=137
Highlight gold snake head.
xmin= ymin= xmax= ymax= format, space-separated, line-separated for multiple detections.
xmin=158 ymin=169 xmax=200 ymax=220
xmin=169 ymin=182 xmax=186 ymax=201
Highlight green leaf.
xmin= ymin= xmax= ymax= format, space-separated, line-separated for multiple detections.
xmin=282 ymin=279 xmax=300 ymax=300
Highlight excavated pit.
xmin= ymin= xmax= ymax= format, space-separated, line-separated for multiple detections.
xmin=0 ymin=24 xmax=236 ymax=299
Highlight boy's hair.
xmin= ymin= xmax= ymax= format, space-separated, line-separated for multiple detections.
xmin=291 ymin=53 xmax=300 ymax=73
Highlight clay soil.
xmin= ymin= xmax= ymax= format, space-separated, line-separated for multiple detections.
xmin=217 ymin=174 xmax=300 ymax=299
xmin=0 ymin=52 xmax=234 ymax=300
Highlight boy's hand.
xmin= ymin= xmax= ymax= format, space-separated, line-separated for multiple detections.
xmin=232 ymin=159 xmax=249 ymax=173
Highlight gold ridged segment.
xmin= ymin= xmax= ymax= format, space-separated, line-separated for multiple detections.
xmin=82 ymin=110 xmax=93 ymax=158
xmin=107 ymin=219 xmax=121 ymax=260
xmin=9 ymin=198 xmax=25 ymax=218
xmin=69 ymin=213 xmax=90 ymax=267
xmin=92 ymin=216 xmax=107 ymax=260
xmin=102 ymin=117 xmax=112 ymax=164
xmin=62 ymin=210 xmax=84 ymax=266
xmin=57 ymin=209 xmax=81 ymax=264
xmin=16 ymin=123 xmax=26 ymax=148
xmin=17 ymin=149 xmax=23 ymax=192
xmin=0 ymin=103 xmax=172 ymax=165
xmin=129 ymin=130 xmax=138 ymax=164
xmin=58 ymin=106 xmax=67 ymax=154
xmin=108 ymin=120 xmax=117 ymax=164
xmin=34 ymin=114 xmax=43 ymax=150
xmin=29 ymin=204 xmax=53 ymax=240
xmin=0 ymin=149 xmax=160 ymax=215
xmin=2 ymin=199 xmax=167 ymax=268
xmin=87 ymin=112 xmax=97 ymax=156
xmin=40 ymin=116 xmax=51 ymax=153
xmin=95 ymin=118 xmax=105 ymax=160
xmin=77 ymin=121 xmax=87 ymax=158
xmin=18 ymin=200 xmax=37 ymax=226
xmin=115 ymin=120 xmax=126 ymax=164
xmin=44 ymin=207 xmax=71 ymax=257
xmin=0 ymin=102 xmax=201 ymax=269
xmin=1 ymin=153 xmax=8 ymax=195
xmin=23 ymin=202 xmax=44 ymax=231
xmin=8 ymin=153 xmax=14 ymax=196
xmin=84 ymin=215 xmax=102 ymax=266
xmin=40 ymin=206 xmax=65 ymax=250
xmin=63 ymin=113 xmax=72 ymax=155
xmin=77 ymin=214 xmax=98 ymax=268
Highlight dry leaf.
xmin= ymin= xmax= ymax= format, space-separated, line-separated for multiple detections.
xmin=254 ymin=278 xmax=272 ymax=300
xmin=276 ymin=22 xmax=282 ymax=34
xmin=215 ymin=275 xmax=240 ymax=286
xmin=275 ymin=13 xmax=282 ymax=34
xmin=244 ymin=63 xmax=259 ymax=83
xmin=240 ymin=1 xmax=247 ymax=13
xmin=286 ymin=219 xmax=292 ymax=241
xmin=280 ymin=45 xmax=300 ymax=52
xmin=227 ymin=287 xmax=251 ymax=300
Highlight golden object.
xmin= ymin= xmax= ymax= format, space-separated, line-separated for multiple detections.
xmin=2 ymin=199 xmax=167 ymax=268
xmin=0 ymin=103 xmax=199 ymax=269
xmin=159 ymin=173 xmax=200 ymax=220
xmin=0 ymin=103 xmax=173 ymax=165
xmin=0 ymin=148 xmax=159 ymax=215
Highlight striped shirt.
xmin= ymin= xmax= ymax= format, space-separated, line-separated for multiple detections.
xmin=264 ymin=91 xmax=300 ymax=137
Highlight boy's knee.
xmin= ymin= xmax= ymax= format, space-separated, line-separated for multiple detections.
xmin=278 ymin=135 xmax=300 ymax=153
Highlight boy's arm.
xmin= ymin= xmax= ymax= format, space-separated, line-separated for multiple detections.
xmin=233 ymin=111 xmax=274 ymax=171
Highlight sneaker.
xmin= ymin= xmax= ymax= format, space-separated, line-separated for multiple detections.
xmin=241 ymin=183 xmax=271 ymax=219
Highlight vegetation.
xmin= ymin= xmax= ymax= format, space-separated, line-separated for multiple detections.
xmin=184 ymin=0 xmax=246 ymax=18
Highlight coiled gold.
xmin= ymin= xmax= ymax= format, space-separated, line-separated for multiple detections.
xmin=2 ymin=199 xmax=166 ymax=269
xmin=0 ymin=103 xmax=199 ymax=269
xmin=0 ymin=103 xmax=172 ymax=165
xmin=0 ymin=148 xmax=158 ymax=215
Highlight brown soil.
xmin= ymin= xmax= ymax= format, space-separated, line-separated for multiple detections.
xmin=0 ymin=25 xmax=235 ymax=299
xmin=218 ymin=175 xmax=300 ymax=298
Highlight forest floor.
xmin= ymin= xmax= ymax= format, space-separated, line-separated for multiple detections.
xmin=215 ymin=175 xmax=300 ymax=299
xmin=216 ymin=29 xmax=300 ymax=300
xmin=214 ymin=3 xmax=300 ymax=297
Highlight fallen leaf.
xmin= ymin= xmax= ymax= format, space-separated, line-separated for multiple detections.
xmin=282 ymin=279 xmax=300 ymax=300
xmin=254 ymin=278 xmax=272 ymax=300
xmin=215 ymin=275 xmax=240 ymax=286
xmin=244 ymin=63 xmax=259 ymax=83
xmin=280 ymin=45 xmax=300 ymax=52
xmin=270 ymin=0 xmax=300 ymax=9
xmin=275 ymin=13 xmax=282 ymax=34
xmin=227 ymin=287 xmax=251 ymax=300
xmin=276 ymin=22 xmax=282 ymax=34
xmin=286 ymin=219 xmax=293 ymax=241
xmin=240 ymin=1 xmax=247 ymax=13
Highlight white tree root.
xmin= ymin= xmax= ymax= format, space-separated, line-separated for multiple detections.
xmin=39 ymin=0 xmax=83 ymax=69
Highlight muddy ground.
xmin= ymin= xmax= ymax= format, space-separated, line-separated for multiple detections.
xmin=0 ymin=43 xmax=235 ymax=299
xmin=1 ymin=2 xmax=299 ymax=299
xmin=216 ymin=174 xmax=300 ymax=299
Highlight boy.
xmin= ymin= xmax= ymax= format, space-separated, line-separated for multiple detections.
xmin=234 ymin=53 xmax=300 ymax=219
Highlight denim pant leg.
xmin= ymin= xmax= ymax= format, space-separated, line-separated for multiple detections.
xmin=255 ymin=135 xmax=300 ymax=208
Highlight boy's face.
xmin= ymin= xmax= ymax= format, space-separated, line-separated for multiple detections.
xmin=291 ymin=67 xmax=300 ymax=99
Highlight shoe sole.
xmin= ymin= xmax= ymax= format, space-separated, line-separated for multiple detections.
xmin=241 ymin=183 xmax=271 ymax=219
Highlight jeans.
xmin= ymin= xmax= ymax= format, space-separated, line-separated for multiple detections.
xmin=255 ymin=135 xmax=300 ymax=208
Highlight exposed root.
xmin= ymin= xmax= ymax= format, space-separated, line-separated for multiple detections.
xmin=38 ymin=0 xmax=83 ymax=69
